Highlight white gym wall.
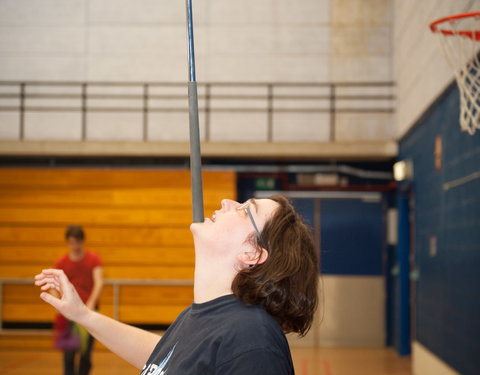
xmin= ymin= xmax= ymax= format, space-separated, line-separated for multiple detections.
xmin=0 ymin=0 xmax=393 ymax=143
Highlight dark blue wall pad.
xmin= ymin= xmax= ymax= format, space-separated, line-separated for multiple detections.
xmin=399 ymin=82 xmax=480 ymax=375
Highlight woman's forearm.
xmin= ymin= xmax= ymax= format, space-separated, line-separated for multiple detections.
xmin=36 ymin=268 xmax=159 ymax=369
xmin=78 ymin=309 xmax=161 ymax=369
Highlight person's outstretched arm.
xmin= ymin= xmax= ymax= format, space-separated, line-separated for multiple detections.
xmin=35 ymin=269 xmax=160 ymax=369
xmin=86 ymin=266 xmax=103 ymax=310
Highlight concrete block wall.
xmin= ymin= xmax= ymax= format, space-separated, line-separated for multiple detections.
xmin=393 ymin=0 xmax=477 ymax=138
xmin=0 ymin=0 xmax=393 ymax=143
xmin=331 ymin=0 xmax=393 ymax=141
xmin=0 ymin=0 xmax=332 ymax=83
xmin=331 ymin=0 xmax=392 ymax=82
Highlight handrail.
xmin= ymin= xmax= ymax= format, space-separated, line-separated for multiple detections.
xmin=0 ymin=277 xmax=194 ymax=332
xmin=0 ymin=81 xmax=394 ymax=143
xmin=0 ymin=278 xmax=194 ymax=285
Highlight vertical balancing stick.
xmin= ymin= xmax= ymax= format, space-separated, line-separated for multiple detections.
xmin=185 ymin=0 xmax=204 ymax=223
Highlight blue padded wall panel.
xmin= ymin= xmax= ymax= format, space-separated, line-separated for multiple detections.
xmin=320 ymin=198 xmax=384 ymax=276
xmin=291 ymin=198 xmax=315 ymax=227
xmin=399 ymin=82 xmax=480 ymax=375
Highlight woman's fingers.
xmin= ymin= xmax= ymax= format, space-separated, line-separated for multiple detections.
xmin=55 ymin=270 xmax=72 ymax=294
xmin=35 ymin=269 xmax=63 ymax=279
xmin=34 ymin=271 xmax=46 ymax=279
xmin=34 ymin=269 xmax=67 ymax=301
xmin=39 ymin=291 xmax=63 ymax=310
xmin=35 ymin=270 xmax=59 ymax=285
xmin=35 ymin=275 xmax=57 ymax=284
xmin=40 ymin=283 xmax=59 ymax=291
xmin=35 ymin=270 xmax=66 ymax=287
xmin=41 ymin=270 xmax=70 ymax=293
xmin=35 ymin=268 xmax=89 ymax=323
xmin=35 ymin=276 xmax=60 ymax=290
xmin=35 ymin=269 xmax=54 ymax=278
xmin=37 ymin=269 xmax=63 ymax=277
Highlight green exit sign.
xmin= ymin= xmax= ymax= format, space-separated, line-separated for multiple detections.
xmin=254 ymin=178 xmax=276 ymax=190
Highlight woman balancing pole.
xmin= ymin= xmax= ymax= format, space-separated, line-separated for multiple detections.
xmin=35 ymin=196 xmax=319 ymax=373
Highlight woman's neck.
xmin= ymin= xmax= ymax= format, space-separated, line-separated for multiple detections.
xmin=193 ymin=254 xmax=235 ymax=304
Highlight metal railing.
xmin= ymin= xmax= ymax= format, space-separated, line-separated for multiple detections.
xmin=0 ymin=277 xmax=193 ymax=332
xmin=0 ymin=81 xmax=394 ymax=142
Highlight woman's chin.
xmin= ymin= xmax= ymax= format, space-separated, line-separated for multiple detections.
xmin=189 ymin=222 xmax=199 ymax=233
xmin=190 ymin=220 xmax=207 ymax=235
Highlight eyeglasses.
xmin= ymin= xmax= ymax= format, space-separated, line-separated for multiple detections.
xmin=237 ymin=201 xmax=265 ymax=247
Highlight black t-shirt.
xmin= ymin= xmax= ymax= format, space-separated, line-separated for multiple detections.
xmin=140 ymin=294 xmax=294 ymax=374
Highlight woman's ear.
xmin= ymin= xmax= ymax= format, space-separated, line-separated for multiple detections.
xmin=238 ymin=248 xmax=268 ymax=267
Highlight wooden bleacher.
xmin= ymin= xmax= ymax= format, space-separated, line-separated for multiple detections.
xmin=0 ymin=168 xmax=236 ymax=347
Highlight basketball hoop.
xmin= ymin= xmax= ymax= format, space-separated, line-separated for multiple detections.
xmin=430 ymin=12 xmax=480 ymax=135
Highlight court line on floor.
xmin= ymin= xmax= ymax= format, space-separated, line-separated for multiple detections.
xmin=323 ymin=359 xmax=333 ymax=375
xmin=301 ymin=358 xmax=308 ymax=375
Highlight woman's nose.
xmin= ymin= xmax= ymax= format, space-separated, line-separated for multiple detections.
xmin=221 ymin=199 xmax=238 ymax=211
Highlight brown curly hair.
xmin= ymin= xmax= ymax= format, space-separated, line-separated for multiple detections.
xmin=231 ymin=195 xmax=319 ymax=336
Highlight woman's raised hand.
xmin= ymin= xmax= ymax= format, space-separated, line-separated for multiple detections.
xmin=34 ymin=269 xmax=90 ymax=324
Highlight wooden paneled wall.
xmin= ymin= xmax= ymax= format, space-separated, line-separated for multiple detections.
xmin=0 ymin=168 xmax=236 ymax=325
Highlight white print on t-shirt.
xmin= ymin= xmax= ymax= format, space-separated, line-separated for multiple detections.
xmin=140 ymin=343 xmax=177 ymax=375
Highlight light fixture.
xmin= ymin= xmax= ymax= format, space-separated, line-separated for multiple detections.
xmin=393 ymin=160 xmax=413 ymax=181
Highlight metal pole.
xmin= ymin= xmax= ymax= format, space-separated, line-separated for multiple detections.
xmin=185 ymin=0 xmax=204 ymax=223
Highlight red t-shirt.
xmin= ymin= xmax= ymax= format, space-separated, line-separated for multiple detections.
xmin=53 ymin=250 xmax=101 ymax=344
xmin=54 ymin=251 xmax=102 ymax=304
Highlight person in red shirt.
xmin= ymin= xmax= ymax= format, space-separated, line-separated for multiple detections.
xmin=53 ymin=225 xmax=103 ymax=375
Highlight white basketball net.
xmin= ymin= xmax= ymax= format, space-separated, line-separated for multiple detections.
xmin=433 ymin=14 xmax=480 ymax=135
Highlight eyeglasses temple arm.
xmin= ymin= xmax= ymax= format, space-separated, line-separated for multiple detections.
xmin=245 ymin=207 xmax=262 ymax=239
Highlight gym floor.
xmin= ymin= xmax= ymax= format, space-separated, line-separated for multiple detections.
xmin=0 ymin=347 xmax=412 ymax=375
